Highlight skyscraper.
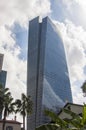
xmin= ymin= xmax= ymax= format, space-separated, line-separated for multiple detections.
xmin=0 ymin=54 xmax=4 ymax=72
xmin=0 ymin=54 xmax=7 ymax=87
xmin=27 ymin=17 xmax=72 ymax=130
xmin=0 ymin=54 xmax=7 ymax=119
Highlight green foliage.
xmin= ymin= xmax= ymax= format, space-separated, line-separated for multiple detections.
xmin=15 ymin=93 xmax=33 ymax=130
xmin=0 ymin=84 xmax=15 ymax=119
xmin=15 ymin=93 xmax=33 ymax=116
xmin=63 ymin=108 xmax=83 ymax=128
xmin=36 ymin=124 xmax=59 ymax=130
xmin=45 ymin=110 xmax=68 ymax=129
xmin=36 ymin=104 xmax=86 ymax=130
xmin=0 ymin=84 xmax=15 ymax=130
xmin=0 ymin=84 xmax=33 ymax=130
xmin=82 ymin=104 xmax=86 ymax=125
xmin=81 ymin=81 xmax=86 ymax=97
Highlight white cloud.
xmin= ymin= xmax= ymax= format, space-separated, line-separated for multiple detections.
xmin=72 ymin=84 xmax=86 ymax=104
xmin=0 ymin=0 xmax=51 ymax=27
xmin=62 ymin=0 xmax=74 ymax=10
xmin=62 ymin=0 xmax=86 ymax=10
xmin=0 ymin=0 xmax=51 ymax=97
xmin=0 ymin=0 xmax=51 ymax=121
xmin=55 ymin=0 xmax=86 ymax=29
xmin=0 ymin=26 xmax=15 ymax=48
xmin=75 ymin=0 xmax=86 ymax=7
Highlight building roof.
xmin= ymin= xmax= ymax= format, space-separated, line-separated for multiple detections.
xmin=57 ymin=102 xmax=83 ymax=119
xmin=0 ymin=120 xmax=22 ymax=124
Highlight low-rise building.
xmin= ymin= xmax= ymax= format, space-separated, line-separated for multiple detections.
xmin=0 ymin=120 xmax=21 ymax=130
xmin=58 ymin=102 xmax=83 ymax=119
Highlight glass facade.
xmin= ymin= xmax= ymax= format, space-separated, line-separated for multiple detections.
xmin=0 ymin=54 xmax=4 ymax=72
xmin=0 ymin=70 xmax=7 ymax=87
xmin=0 ymin=54 xmax=7 ymax=88
xmin=0 ymin=54 xmax=7 ymax=119
xmin=27 ymin=17 xmax=72 ymax=130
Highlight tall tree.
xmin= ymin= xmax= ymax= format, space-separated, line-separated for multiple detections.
xmin=81 ymin=81 xmax=86 ymax=97
xmin=0 ymin=84 xmax=15 ymax=130
xmin=0 ymin=84 xmax=4 ymax=116
xmin=15 ymin=93 xmax=32 ymax=130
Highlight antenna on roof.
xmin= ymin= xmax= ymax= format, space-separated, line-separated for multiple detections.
xmin=39 ymin=16 xmax=42 ymax=23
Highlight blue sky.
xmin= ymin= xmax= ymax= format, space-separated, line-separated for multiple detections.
xmin=9 ymin=0 xmax=86 ymax=60
xmin=11 ymin=23 xmax=28 ymax=60
xmin=0 ymin=0 xmax=86 ymax=121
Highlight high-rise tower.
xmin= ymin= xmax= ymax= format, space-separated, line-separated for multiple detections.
xmin=0 ymin=54 xmax=7 ymax=119
xmin=27 ymin=17 xmax=72 ymax=130
xmin=0 ymin=54 xmax=7 ymax=87
xmin=0 ymin=54 xmax=4 ymax=71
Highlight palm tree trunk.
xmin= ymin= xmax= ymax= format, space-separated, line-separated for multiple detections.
xmin=2 ymin=117 xmax=6 ymax=130
xmin=23 ymin=115 xmax=25 ymax=130
xmin=3 ymin=109 xmax=6 ymax=130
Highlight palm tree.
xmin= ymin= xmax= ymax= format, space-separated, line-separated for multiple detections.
xmin=0 ymin=84 xmax=15 ymax=130
xmin=15 ymin=93 xmax=32 ymax=130
xmin=0 ymin=84 xmax=4 ymax=116
xmin=81 ymin=81 xmax=86 ymax=97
